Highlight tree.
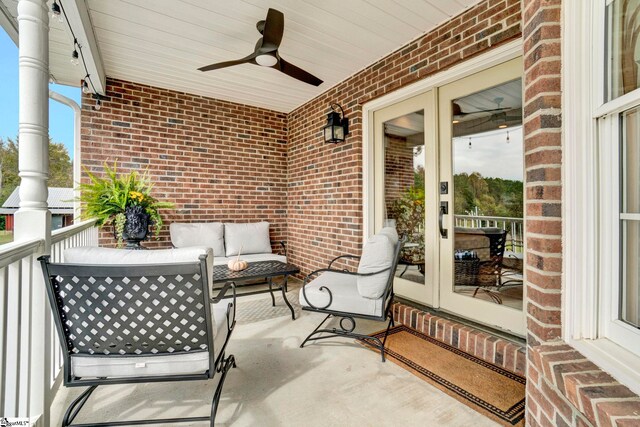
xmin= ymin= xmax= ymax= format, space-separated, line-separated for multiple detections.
xmin=452 ymin=172 xmax=523 ymax=218
xmin=0 ymin=137 xmax=73 ymax=205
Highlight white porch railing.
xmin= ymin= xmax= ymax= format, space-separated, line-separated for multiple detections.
xmin=0 ymin=219 xmax=98 ymax=423
xmin=454 ymin=214 xmax=524 ymax=252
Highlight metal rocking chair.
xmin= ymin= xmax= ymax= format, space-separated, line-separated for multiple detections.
xmin=299 ymin=233 xmax=405 ymax=362
xmin=39 ymin=252 xmax=236 ymax=426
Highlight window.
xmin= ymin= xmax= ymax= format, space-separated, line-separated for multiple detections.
xmin=598 ymin=0 xmax=640 ymax=356
xmin=564 ymin=0 xmax=640 ymax=393
xmin=620 ymin=108 xmax=640 ymax=330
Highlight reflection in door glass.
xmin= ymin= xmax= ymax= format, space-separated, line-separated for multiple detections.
xmin=451 ymin=79 xmax=524 ymax=310
xmin=384 ymin=110 xmax=425 ymax=285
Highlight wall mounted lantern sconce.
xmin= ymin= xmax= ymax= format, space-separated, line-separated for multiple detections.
xmin=323 ymin=103 xmax=349 ymax=143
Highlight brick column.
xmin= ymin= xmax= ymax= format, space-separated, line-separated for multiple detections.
xmin=523 ymin=0 xmax=562 ymax=346
xmin=522 ymin=0 xmax=562 ymax=346
xmin=522 ymin=0 xmax=565 ymax=425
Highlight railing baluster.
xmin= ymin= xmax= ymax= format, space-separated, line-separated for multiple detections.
xmin=0 ymin=266 xmax=8 ymax=415
xmin=18 ymin=256 xmax=31 ymax=415
xmin=5 ymin=259 xmax=21 ymax=415
xmin=0 ymin=220 xmax=98 ymax=420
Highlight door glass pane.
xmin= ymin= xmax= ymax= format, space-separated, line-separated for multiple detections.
xmin=450 ymin=79 xmax=524 ymax=310
xmin=383 ymin=110 xmax=425 ymax=285
xmin=621 ymin=106 xmax=640 ymax=328
xmin=607 ymin=0 xmax=640 ymax=101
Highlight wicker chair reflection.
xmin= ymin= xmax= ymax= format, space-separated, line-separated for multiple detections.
xmin=455 ymin=228 xmax=507 ymax=304
xmin=39 ymin=248 xmax=236 ymax=427
xmin=299 ymin=228 xmax=405 ymax=362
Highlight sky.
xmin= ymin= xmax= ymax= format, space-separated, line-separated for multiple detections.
xmin=452 ymin=126 xmax=524 ymax=181
xmin=0 ymin=28 xmax=80 ymax=159
xmin=411 ymin=126 xmax=524 ymax=181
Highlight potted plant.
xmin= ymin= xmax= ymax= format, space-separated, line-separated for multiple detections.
xmin=76 ymin=162 xmax=174 ymax=249
xmin=387 ymin=185 xmax=425 ymax=272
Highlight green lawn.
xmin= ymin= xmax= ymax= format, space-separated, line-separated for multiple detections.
xmin=0 ymin=232 xmax=14 ymax=245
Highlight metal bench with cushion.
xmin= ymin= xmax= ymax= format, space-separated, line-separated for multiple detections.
xmin=170 ymin=221 xmax=286 ymax=266
xmin=39 ymin=246 xmax=236 ymax=426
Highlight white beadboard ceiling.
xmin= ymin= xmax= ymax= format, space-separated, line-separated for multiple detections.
xmin=2 ymin=0 xmax=480 ymax=113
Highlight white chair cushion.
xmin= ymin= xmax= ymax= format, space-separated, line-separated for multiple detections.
xmin=64 ymin=246 xmax=214 ymax=290
xmin=211 ymin=299 xmax=234 ymax=362
xmin=224 ymin=222 xmax=271 ymax=256
xmin=71 ymin=351 xmax=210 ymax=378
xmin=299 ymin=271 xmax=384 ymax=317
xmin=356 ymin=234 xmax=395 ymax=299
xmin=170 ymin=222 xmax=225 ymax=257
xmin=379 ymin=227 xmax=399 ymax=245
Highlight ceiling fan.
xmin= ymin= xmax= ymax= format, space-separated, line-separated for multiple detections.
xmin=198 ymin=8 xmax=323 ymax=87
xmin=469 ymin=110 xmax=522 ymax=128
xmin=452 ymin=97 xmax=510 ymax=117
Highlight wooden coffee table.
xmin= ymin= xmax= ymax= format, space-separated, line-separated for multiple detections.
xmin=211 ymin=260 xmax=299 ymax=320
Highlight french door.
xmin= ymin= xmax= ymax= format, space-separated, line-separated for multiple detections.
xmin=372 ymin=91 xmax=437 ymax=306
xmin=372 ymin=58 xmax=525 ymax=336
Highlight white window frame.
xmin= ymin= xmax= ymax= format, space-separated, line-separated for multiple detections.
xmin=564 ymin=0 xmax=640 ymax=395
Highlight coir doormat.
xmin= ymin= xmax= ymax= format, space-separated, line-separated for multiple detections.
xmin=363 ymin=325 xmax=525 ymax=425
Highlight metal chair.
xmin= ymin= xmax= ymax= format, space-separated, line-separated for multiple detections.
xmin=299 ymin=232 xmax=405 ymax=362
xmin=39 ymin=252 xmax=236 ymax=426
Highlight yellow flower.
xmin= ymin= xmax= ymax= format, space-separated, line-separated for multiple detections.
xmin=129 ymin=191 xmax=145 ymax=203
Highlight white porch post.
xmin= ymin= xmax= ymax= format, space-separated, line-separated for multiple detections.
xmin=16 ymin=0 xmax=51 ymax=423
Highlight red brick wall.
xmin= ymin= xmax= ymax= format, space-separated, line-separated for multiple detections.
xmin=287 ymin=0 xmax=522 ymax=275
xmin=384 ymin=134 xmax=415 ymax=211
xmin=80 ymin=78 xmax=288 ymax=250
xmin=519 ymin=1 xmax=640 ymax=426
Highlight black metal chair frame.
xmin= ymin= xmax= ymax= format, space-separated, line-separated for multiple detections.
xmin=299 ymin=238 xmax=405 ymax=362
xmin=39 ymin=254 xmax=237 ymax=427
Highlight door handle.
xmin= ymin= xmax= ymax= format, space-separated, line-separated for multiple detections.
xmin=439 ymin=202 xmax=448 ymax=239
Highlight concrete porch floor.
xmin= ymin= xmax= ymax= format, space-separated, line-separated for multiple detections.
xmin=50 ymin=280 xmax=499 ymax=426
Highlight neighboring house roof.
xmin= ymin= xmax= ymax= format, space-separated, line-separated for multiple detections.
xmin=0 ymin=187 xmax=74 ymax=215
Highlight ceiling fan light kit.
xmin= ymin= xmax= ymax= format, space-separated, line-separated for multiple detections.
xmin=198 ymin=8 xmax=323 ymax=87
xmin=256 ymin=54 xmax=278 ymax=67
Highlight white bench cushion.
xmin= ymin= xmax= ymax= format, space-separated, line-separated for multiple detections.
xmin=170 ymin=222 xmax=225 ymax=257
xmin=224 ymin=222 xmax=271 ymax=256
xmin=357 ymin=234 xmax=395 ymax=299
xmin=299 ymin=271 xmax=385 ymax=317
xmin=212 ymin=253 xmax=286 ymax=266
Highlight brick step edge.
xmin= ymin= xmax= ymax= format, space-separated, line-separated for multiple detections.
xmin=392 ymin=302 xmax=526 ymax=376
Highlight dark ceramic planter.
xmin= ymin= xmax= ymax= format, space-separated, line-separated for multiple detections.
xmin=117 ymin=206 xmax=150 ymax=250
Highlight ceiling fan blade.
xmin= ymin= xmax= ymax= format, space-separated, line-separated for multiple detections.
xmin=453 ymin=101 xmax=511 ymax=117
xmin=198 ymin=52 xmax=258 ymax=72
xmin=261 ymin=8 xmax=284 ymax=50
xmin=277 ymin=57 xmax=323 ymax=86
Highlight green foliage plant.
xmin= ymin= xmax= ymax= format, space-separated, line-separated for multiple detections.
xmin=76 ymin=162 xmax=174 ymax=247
xmin=387 ymin=185 xmax=425 ymax=264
